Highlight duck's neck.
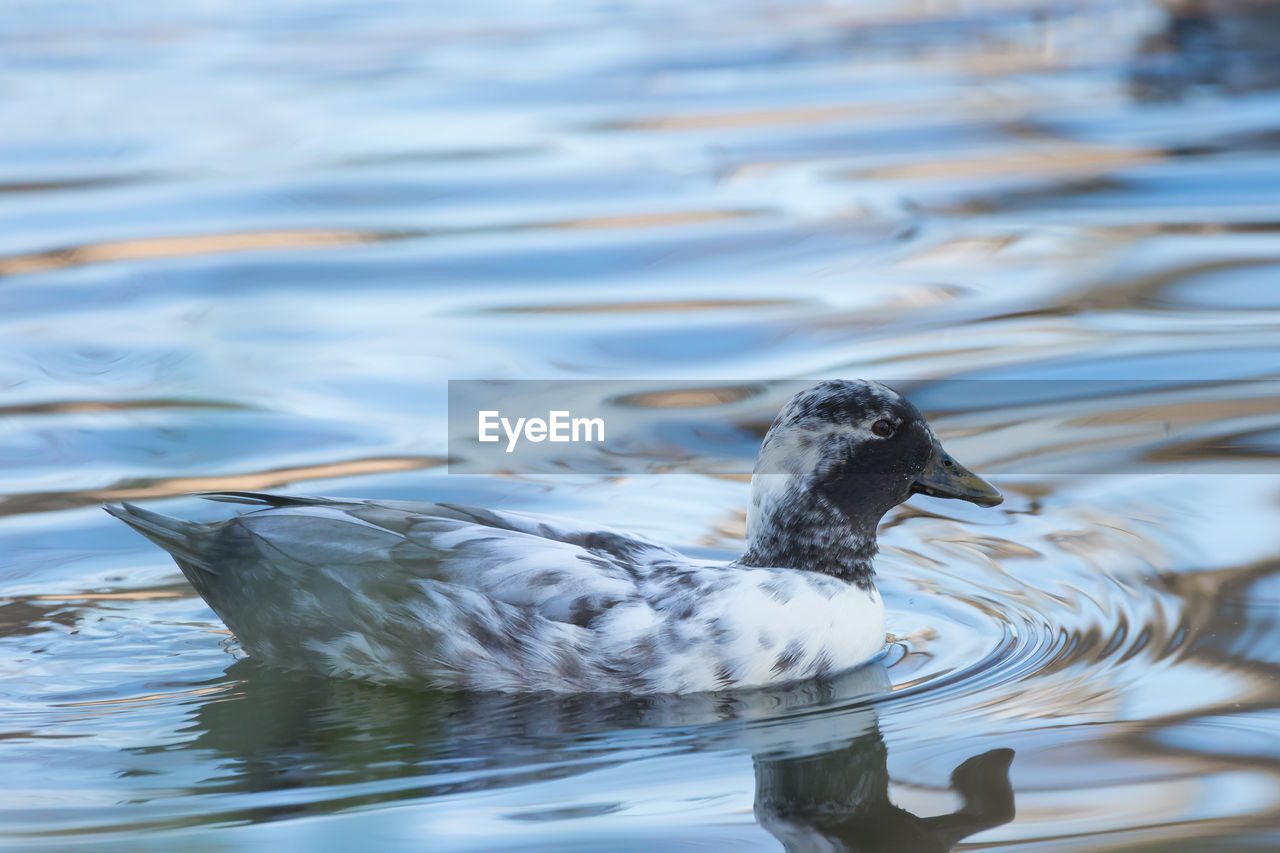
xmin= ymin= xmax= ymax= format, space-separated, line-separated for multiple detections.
xmin=739 ymin=474 xmax=879 ymax=590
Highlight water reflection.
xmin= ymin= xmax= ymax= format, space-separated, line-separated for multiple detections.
xmin=158 ymin=662 xmax=899 ymax=800
xmin=136 ymin=660 xmax=1015 ymax=849
xmin=1131 ymin=0 xmax=1280 ymax=102
xmin=2 ymin=0 xmax=1280 ymax=847
xmin=0 ymin=455 xmax=445 ymax=518
xmin=756 ymin=739 xmax=1014 ymax=853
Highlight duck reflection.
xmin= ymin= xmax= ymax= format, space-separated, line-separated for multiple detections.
xmin=152 ymin=661 xmax=1014 ymax=845
xmin=755 ymin=734 xmax=1014 ymax=852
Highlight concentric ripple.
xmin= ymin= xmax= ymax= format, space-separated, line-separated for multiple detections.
xmin=872 ymin=497 xmax=1194 ymax=724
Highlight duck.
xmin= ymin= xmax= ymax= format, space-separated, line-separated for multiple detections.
xmin=106 ymin=380 xmax=1002 ymax=694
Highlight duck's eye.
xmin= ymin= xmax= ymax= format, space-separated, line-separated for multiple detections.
xmin=871 ymin=419 xmax=894 ymax=438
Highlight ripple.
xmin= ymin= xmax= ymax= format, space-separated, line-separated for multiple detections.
xmin=1158 ymin=260 xmax=1280 ymax=311
xmin=0 ymin=455 xmax=445 ymax=517
xmin=872 ymin=502 xmax=1196 ymax=731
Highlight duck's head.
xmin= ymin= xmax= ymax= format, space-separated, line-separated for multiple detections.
xmin=742 ymin=380 xmax=1001 ymax=583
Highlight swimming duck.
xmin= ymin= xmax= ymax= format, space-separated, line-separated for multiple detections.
xmin=107 ymin=380 xmax=1001 ymax=693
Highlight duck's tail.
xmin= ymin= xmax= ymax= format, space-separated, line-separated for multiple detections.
xmin=104 ymin=502 xmax=215 ymax=575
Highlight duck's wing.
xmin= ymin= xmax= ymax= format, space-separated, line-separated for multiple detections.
xmin=204 ymin=491 xmax=681 ymax=559
xmin=136 ymin=491 xmax=679 ymax=626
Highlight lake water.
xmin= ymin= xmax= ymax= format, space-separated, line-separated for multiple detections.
xmin=3 ymin=0 xmax=1280 ymax=849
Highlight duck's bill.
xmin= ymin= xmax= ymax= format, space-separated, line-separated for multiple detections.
xmin=911 ymin=439 xmax=1003 ymax=507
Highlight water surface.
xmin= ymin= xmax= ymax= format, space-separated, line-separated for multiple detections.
xmin=2 ymin=0 xmax=1280 ymax=850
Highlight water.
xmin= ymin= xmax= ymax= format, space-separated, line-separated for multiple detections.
xmin=2 ymin=0 xmax=1280 ymax=849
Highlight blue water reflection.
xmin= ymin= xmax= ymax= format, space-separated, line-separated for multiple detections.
xmin=2 ymin=0 xmax=1280 ymax=849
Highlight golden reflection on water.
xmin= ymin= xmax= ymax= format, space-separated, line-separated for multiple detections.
xmin=0 ymin=208 xmax=761 ymax=277
xmin=858 ymin=143 xmax=1164 ymax=181
xmin=550 ymin=209 xmax=753 ymax=231
xmin=488 ymin=298 xmax=809 ymax=314
xmin=612 ymin=385 xmax=765 ymax=408
xmin=0 ymin=456 xmax=445 ymax=517
xmin=1069 ymin=394 xmax=1280 ymax=427
xmin=0 ymin=229 xmax=383 ymax=276
xmin=603 ymin=101 xmax=908 ymax=132
xmin=22 ymin=590 xmax=185 ymax=602
xmin=0 ymin=399 xmax=247 ymax=417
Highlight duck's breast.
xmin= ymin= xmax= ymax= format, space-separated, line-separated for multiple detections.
xmin=597 ymin=567 xmax=886 ymax=692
